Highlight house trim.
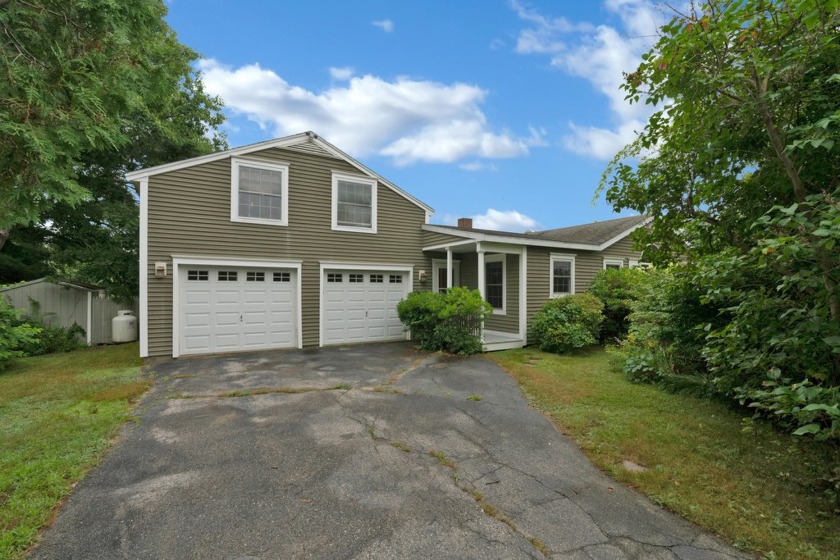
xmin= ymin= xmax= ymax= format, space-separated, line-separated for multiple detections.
xmin=139 ymin=177 xmax=149 ymax=358
xmin=519 ymin=247 xmax=527 ymax=341
xmin=331 ymin=172 xmax=378 ymax=234
xmin=318 ymin=261 xmax=415 ymax=347
xmin=171 ymin=256 xmax=304 ymax=358
xmin=230 ymin=157 xmax=289 ymax=226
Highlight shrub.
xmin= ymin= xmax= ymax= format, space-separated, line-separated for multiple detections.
xmin=588 ymin=267 xmax=648 ymax=342
xmin=735 ymin=371 xmax=839 ymax=442
xmin=530 ymin=293 xmax=604 ymax=354
xmin=0 ymin=299 xmax=40 ymax=369
xmin=397 ymin=287 xmax=491 ymax=355
xmin=618 ymin=267 xmax=723 ymax=385
xmin=16 ymin=322 xmax=87 ymax=356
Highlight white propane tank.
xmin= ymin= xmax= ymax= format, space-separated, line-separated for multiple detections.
xmin=112 ymin=310 xmax=138 ymax=343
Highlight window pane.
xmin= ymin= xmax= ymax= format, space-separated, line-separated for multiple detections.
xmin=485 ymin=261 xmax=503 ymax=309
xmin=238 ymin=165 xmax=283 ymax=220
xmin=336 ymin=180 xmax=372 ymax=227
xmin=553 ymin=260 xmax=572 ymax=294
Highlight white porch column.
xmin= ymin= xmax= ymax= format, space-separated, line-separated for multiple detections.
xmin=477 ymin=244 xmax=486 ymax=300
xmin=446 ymin=247 xmax=453 ymax=290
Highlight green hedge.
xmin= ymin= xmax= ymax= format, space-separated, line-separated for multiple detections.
xmin=530 ymin=293 xmax=604 ymax=354
xmin=397 ymin=287 xmax=491 ymax=355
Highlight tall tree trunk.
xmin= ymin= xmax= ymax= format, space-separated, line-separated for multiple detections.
xmin=0 ymin=229 xmax=8 ymax=252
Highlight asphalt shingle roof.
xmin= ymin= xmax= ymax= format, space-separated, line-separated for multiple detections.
xmin=430 ymin=214 xmax=648 ymax=247
xmin=528 ymin=214 xmax=649 ymax=245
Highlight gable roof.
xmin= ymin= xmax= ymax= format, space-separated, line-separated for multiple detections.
xmin=422 ymin=214 xmax=650 ymax=252
xmin=529 ymin=214 xmax=650 ymax=245
xmin=125 ymin=131 xmax=434 ymax=214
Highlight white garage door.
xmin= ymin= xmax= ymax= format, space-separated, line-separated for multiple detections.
xmin=323 ymin=269 xmax=408 ymax=345
xmin=179 ymin=266 xmax=297 ymax=356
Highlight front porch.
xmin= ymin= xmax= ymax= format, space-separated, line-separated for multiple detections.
xmin=483 ymin=329 xmax=525 ymax=352
xmin=423 ymin=237 xmax=528 ymax=352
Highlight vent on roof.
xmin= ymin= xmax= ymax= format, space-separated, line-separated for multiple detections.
xmin=457 ymin=218 xmax=473 ymax=229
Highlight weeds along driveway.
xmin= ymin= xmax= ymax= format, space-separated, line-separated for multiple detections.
xmin=31 ymin=343 xmax=751 ymax=560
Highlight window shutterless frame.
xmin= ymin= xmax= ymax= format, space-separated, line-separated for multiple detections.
xmin=549 ymin=253 xmax=576 ymax=298
xmin=230 ymin=157 xmax=289 ymax=226
xmin=331 ymin=172 xmax=377 ymax=234
xmin=484 ymin=254 xmax=506 ymax=314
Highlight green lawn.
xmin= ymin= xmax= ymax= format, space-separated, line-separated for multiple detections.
xmin=0 ymin=343 xmax=148 ymax=560
xmin=489 ymin=347 xmax=840 ymax=560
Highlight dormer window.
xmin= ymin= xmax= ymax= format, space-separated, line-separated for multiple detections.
xmin=231 ymin=158 xmax=289 ymax=226
xmin=332 ymin=172 xmax=377 ymax=233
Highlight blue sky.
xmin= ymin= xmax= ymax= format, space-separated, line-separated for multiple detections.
xmin=165 ymin=1 xmax=664 ymax=231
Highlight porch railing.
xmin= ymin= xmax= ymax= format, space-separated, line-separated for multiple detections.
xmin=445 ymin=314 xmax=485 ymax=344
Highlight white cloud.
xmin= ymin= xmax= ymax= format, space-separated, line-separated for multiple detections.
xmin=472 ymin=209 xmax=538 ymax=232
xmin=459 ymin=161 xmax=498 ymax=172
xmin=329 ymin=66 xmax=354 ymax=81
xmin=562 ymin=119 xmax=646 ymax=160
xmin=372 ymin=19 xmax=394 ymax=33
xmin=199 ymin=59 xmax=539 ymax=165
xmin=512 ymin=0 xmax=664 ymax=159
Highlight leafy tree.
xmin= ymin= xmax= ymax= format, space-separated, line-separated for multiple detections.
xmin=601 ymin=0 xmax=840 ymax=319
xmin=0 ymin=0 xmax=226 ymax=298
xmin=603 ymin=0 xmax=840 ymax=440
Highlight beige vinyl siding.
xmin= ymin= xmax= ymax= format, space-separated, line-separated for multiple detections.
xmin=146 ymin=146 xmax=430 ymax=357
xmin=525 ymin=237 xmax=642 ymax=344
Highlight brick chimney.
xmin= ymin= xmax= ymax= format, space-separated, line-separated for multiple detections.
xmin=457 ymin=217 xmax=473 ymax=229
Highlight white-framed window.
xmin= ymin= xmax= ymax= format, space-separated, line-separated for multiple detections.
xmin=550 ymin=254 xmax=575 ymax=298
xmin=629 ymin=260 xmax=651 ymax=269
xmin=603 ymin=257 xmax=624 ymax=270
xmin=332 ymin=172 xmax=377 ymax=233
xmin=484 ymin=254 xmax=506 ymax=314
xmin=231 ymin=158 xmax=289 ymax=226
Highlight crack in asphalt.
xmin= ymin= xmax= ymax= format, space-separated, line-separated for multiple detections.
xmin=343 ymin=409 xmax=551 ymax=559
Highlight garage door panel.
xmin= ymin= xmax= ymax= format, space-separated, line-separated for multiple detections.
xmin=179 ymin=266 xmax=297 ymax=356
xmin=323 ymin=268 xmax=408 ymax=346
xmin=185 ymin=290 xmax=211 ymax=305
xmin=215 ymin=312 xmax=240 ymax=327
xmin=184 ymin=312 xmax=210 ymax=328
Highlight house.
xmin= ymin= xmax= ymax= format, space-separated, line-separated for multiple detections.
xmin=126 ymin=131 xmax=646 ymax=358
xmin=0 ymin=278 xmax=139 ymax=345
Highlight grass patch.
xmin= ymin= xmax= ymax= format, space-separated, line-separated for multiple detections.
xmin=389 ymin=441 xmax=412 ymax=453
xmin=428 ymin=449 xmax=457 ymax=470
xmin=467 ymin=394 xmax=481 ymax=401
xmin=489 ymin=347 xmax=840 ymax=559
xmin=0 ymin=343 xmax=147 ymax=559
xmin=170 ymin=384 xmax=353 ymax=399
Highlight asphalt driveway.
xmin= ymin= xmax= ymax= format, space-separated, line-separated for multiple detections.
xmin=32 ymin=343 xmax=751 ymax=559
